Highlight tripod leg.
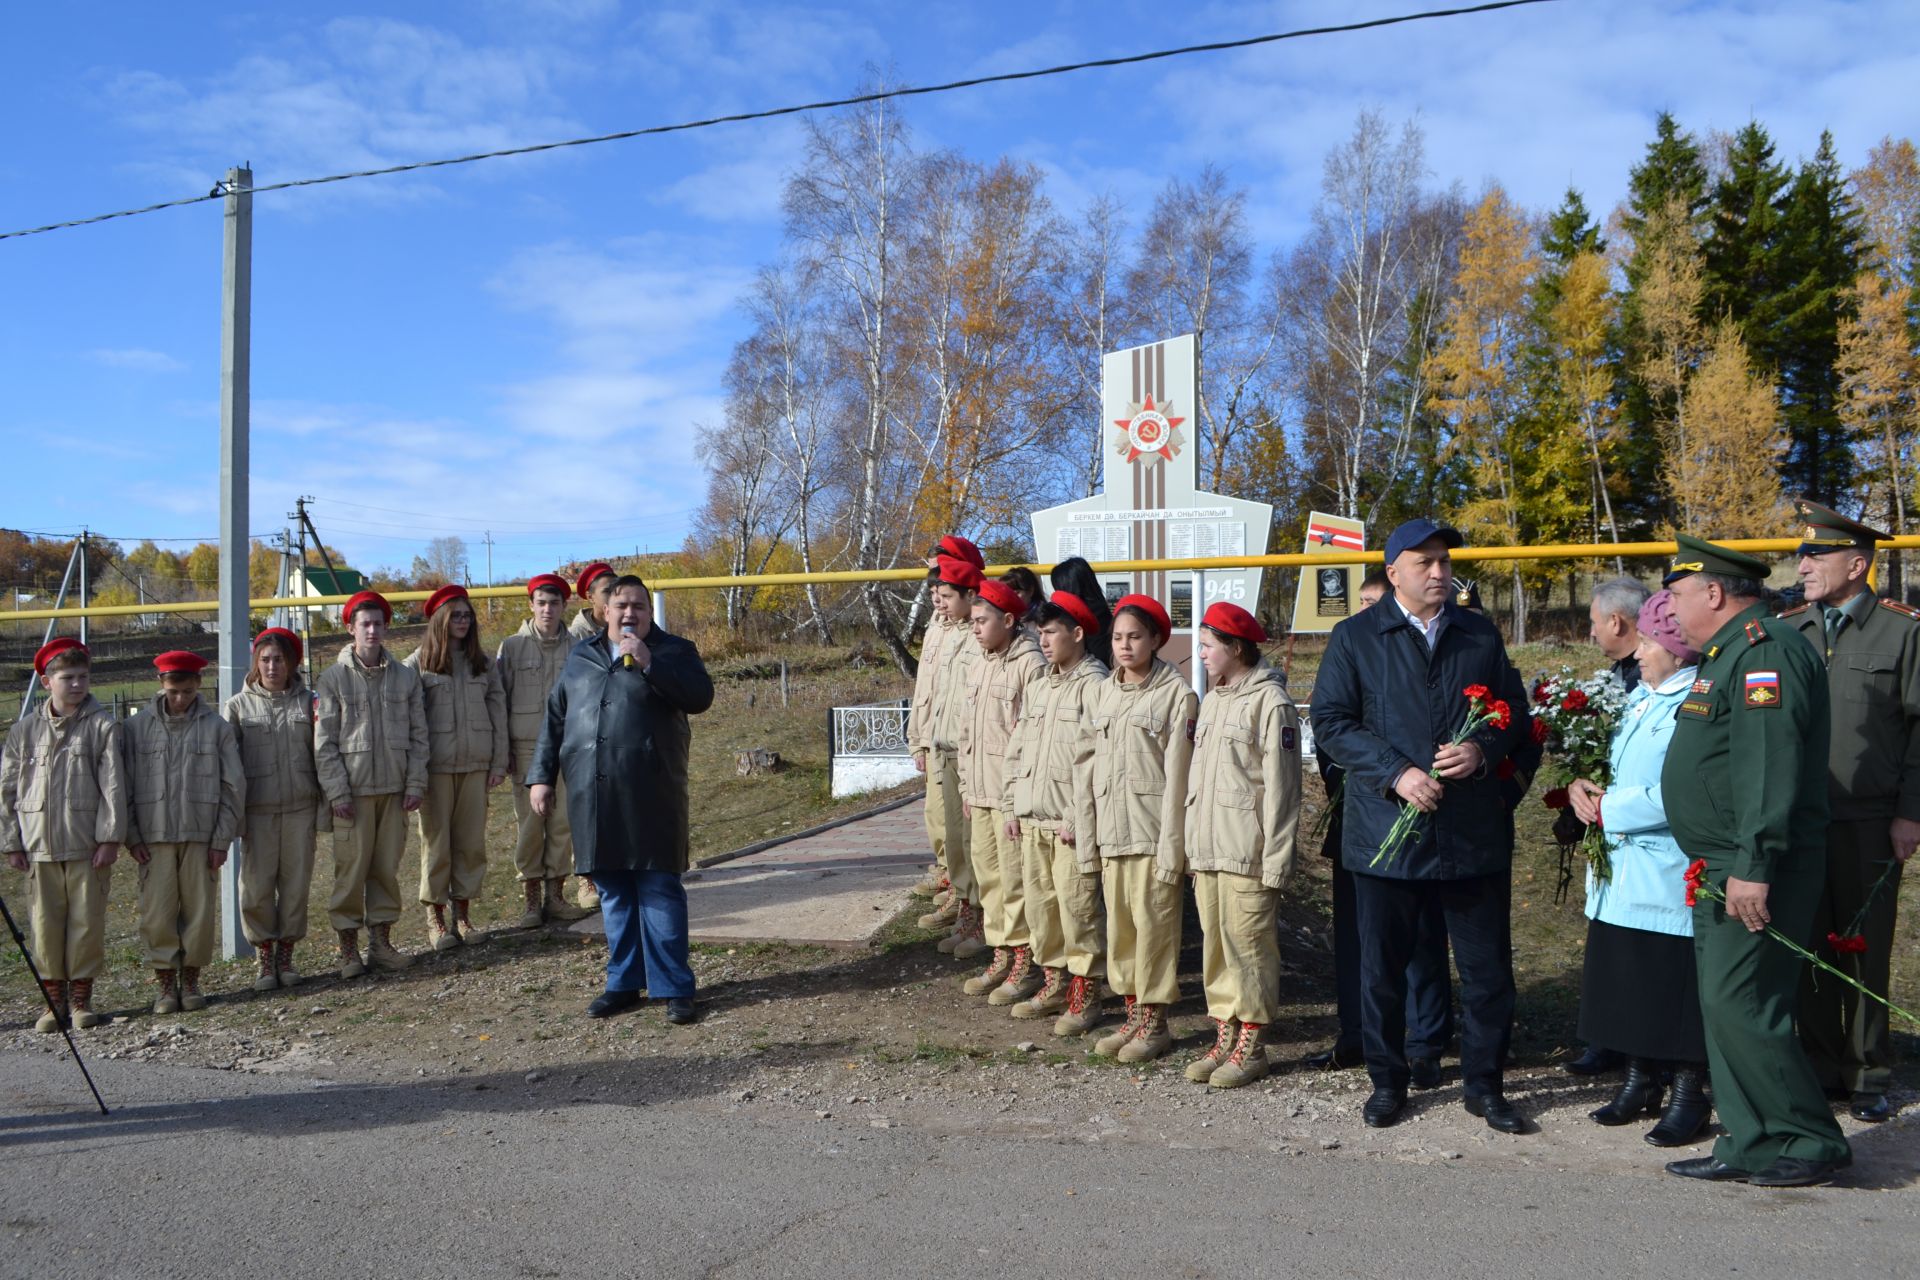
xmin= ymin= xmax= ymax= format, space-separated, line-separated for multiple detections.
xmin=0 ymin=888 xmax=109 ymax=1115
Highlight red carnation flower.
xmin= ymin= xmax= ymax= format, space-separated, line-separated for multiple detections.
xmin=1543 ymin=787 xmax=1571 ymax=810
xmin=1488 ymin=699 xmax=1512 ymax=730
xmin=1827 ymin=932 xmax=1869 ymax=955
xmin=1683 ymin=858 xmax=1708 ymax=907
xmin=1495 ymin=759 xmax=1516 ymax=780
xmin=1561 ymin=689 xmax=1590 ymax=712
xmin=1463 ymin=683 xmax=1490 ymax=703
xmin=1529 ymin=717 xmax=1550 ymax=745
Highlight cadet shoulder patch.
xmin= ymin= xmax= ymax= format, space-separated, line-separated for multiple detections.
xmin=1744 ymin=670 xmax=1781 ymax=707
xmin=1744 ymin=619 xmax=1769 ymax=646
xmin=1878 ymin=598 xmax=1920 ymax=622
xmin=1282 ymin=725 xmax=1297 ymax=751
xmin=1185 ymin=718 xmax=1196 ymax=743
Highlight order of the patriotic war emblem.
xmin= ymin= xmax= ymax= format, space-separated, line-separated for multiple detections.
xmin=1112 ymin=393 xmax=1186 ymax=464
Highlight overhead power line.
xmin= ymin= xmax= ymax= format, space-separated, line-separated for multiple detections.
xmin=0 ymin=0 xmax=1558 ymax=243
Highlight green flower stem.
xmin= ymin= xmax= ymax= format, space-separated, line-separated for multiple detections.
xmin=1695 ymin=881 xmax=1918 ymax=1028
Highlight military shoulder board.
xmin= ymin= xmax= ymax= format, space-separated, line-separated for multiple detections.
xmin=1778 ymin=603 xmax=1811 ymax=618
xmin=1744 ymin=619 xmax=1769 ymax=646
xmin=1877 ymin=598 xmax=1920 ymax=622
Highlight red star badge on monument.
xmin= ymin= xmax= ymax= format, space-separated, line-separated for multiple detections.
xmin=1112 ymin=394 xmax=1186 ymax=464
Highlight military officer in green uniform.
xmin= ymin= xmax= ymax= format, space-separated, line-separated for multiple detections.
xmin=1781 ymin=500 xmax=1918 ymax=1124
xmin=1659 ymin=534 xmax=1852 ymax=1187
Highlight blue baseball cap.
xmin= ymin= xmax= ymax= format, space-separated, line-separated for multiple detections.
xmin=1384 ymin=518 xmax=1464 ymax=564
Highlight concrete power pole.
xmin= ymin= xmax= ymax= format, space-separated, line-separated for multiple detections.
xmin=216 ymin=166 xmax=253 ymax=960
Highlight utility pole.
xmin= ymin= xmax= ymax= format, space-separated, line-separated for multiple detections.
xmin=216 ymin=165 xmax=253 ymax=961
xmin=77 ymin=530 xmax=89 ymax=646
xmin=483 ymin=530 xmax=496 ymax=618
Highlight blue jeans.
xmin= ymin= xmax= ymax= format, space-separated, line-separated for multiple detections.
xmin=593 ymin=869 xmax=695 ymax=999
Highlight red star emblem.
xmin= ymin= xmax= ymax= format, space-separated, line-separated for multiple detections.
xmin=1113 ymin=394 xmax=1187 ymax=463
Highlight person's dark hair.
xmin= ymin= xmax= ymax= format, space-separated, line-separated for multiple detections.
xmin=1048 ymin=556 xmax=1113 ymax=665
xmin=531 ymin=584 xmax=567 ymax=603
xmin=1359 ymin=569 xmax=1390 ymax=594
xmin=415 ymin=598 xmax=488 ymax=677
xmin=1201 ymin=625 xmax=1261 ymax=669
xmin=1697 ymin=572 xmax=1764 ymax=601
xmin=247 ymin=631 xmax=299 ymax=684
xmin=1112 ymin=604 xmax=1167 ymax=650
xmin=609 ymin=573 xmax=651 ymax=598
xmin=43 ymin=648 xmax=90 ymax=674
xmin=1029 ymin=601 xmax=1076 ymax=632
xmin=1002 ymin=566 xmax=1043 ymax=610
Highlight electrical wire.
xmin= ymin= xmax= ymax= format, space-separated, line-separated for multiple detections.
xmin=310 ymin=496 xmax=696 ymax=533
xmin=0 ymin=1 xmax=1559 ymax=242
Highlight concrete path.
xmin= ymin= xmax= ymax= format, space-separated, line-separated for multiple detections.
xmin=573 ymin=798 xmax=930 ymax=947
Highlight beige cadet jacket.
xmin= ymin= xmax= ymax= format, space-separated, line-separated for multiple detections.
xmin=957 ymin=630 xmax=1046 ymax=809
xmin=568 ymin=609 xmax=599 ymax=641
xmin=908 ymin=614 xmax=966 ymax=758
xmin=499 ymin=620 xmax=574 ymax=768
xmin=0 ymin=695 xmax=128 ymax=861
xmin=403 ymin=650 xmax=509 ymax=777
xmin=223 ymin=679 xmax=321 ymax=816
xmin=929 ymin=624 xmax=982 ymax=754
xmin=1185 ymin=664 xmax=1302 ymax=889
xmin=1003 ymin=654 xmax=1109 ymax=869
xmin=1091 ymin=659 xmax=1198 ymax=884
xmin=124 ymin=694 xmax=246 ymax=851
xmin=313 ymin=645 xmax=429 ymax=805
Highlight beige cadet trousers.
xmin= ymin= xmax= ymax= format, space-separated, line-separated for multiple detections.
xmin=139 ymin=842 xmax=217 ymax=969
xmin=418 ymin=771 xmax=489 ymax=905
xmin=971 ymin=805 xmax=1030 ymax=949
xmin=239 ymin=807 xmax=316 ymax=943
xmin=329 ymin=793 xmax=407 ymax=930
xmin=27 ymin=859 xmax=111 ymax=981
xmin=511 ymin=775 xmax=571 ymax=882
xmin=929 ymin=750 xmax=970 ymax=899
xmin=1195 ymin=870 xmax=1281 ymax=1024
xmin=1022 ymin=825 xmax=1104 ymax=976
xmin=1102 ymin=855 xmax=1181 ymax=1005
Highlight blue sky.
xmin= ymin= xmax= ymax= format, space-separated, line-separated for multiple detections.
xmin=2 ymin=0 xmax=1914 ymax=581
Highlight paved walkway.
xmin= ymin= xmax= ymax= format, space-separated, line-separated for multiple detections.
xmin=573 ymin=798 xmax=930 ymax=947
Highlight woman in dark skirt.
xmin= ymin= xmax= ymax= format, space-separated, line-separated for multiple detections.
xmin=1565 ymin=588 xmax=1712 ymax=1146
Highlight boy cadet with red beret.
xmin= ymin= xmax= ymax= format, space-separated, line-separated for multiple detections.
xmin=314 ymin=590 xmax=429 ymax=977
xmin=2 ymin=639 xmax=128 ymax=1031
xmin=908 ymin=541 xmax=987 ymax=910
xmin=958 ymin=576 xmax=1048 ymax=1002
xmin=500 ymin=574 xmax=593 ymax=927
xmin=921 ymin=555 xmax=989 ymax=955
xmin=124 ymin=650 xmax=246 ymax=1013
xmin=1000 ymin=591 xmax=1110 ymax=1033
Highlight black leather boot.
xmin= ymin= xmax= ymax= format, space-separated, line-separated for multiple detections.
xmin=1644 ymin=1065 xmax=1712 ymax=1147
xmin=1590 ymin=1057 xmax=1664 ymax=1125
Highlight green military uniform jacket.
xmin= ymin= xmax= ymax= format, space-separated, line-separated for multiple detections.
xmin=1662 ymin=603 xmax=1830 ymax=883
xmin=1782 ymin=591 xmax=1920 ymax=822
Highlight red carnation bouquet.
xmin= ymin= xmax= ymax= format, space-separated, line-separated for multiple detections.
xmin=1531 ymin=667 xmax=1629 ymax=883
xmin=1371 ymin=684 xmax=1512 ymax=869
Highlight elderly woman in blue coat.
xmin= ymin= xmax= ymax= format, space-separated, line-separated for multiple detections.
xmin=1565 ymin=588 xmax=1712 ymax=1147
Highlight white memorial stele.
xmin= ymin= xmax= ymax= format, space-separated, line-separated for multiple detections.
xmin=1031 ymin=335 xmax=1273 ymax=681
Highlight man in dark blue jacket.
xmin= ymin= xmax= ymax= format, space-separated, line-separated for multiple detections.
xmin=1309 ymin=519 xmax=1530 ymax=1134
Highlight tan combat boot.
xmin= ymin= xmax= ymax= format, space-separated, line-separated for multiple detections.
xmin=179 ymin=967 xmax=206 ymax=1011
xmin=1207 ymin=1022 xmax=1270 ymax=1089
xmin=1117 ymin=1004 xmax=1172 ymax=1063
xmin=935 ymin=900 xmax=971 ymax=953
xmin=428 ymin=903 xmax=460 ymax=952
xmin=545 ymin=878 xmax=591 ymax=923
xmin=1093 ymin=996 xmax=1144 ymax=1057
xmin=337 ymin=929 xmax=367 ymax=979
xmin=961 ymin=947 xmax=1013 ymax=996
xmin=576 ymin=877 xmax=600 ymax=910
xmin=516 ymin=880 xmax=545 ymax=930
xmin=988 ymin=947 xmax=1044 ymax=1007
xmin=68 ymin=978 xmax=104 ymax=1029
xmin=453 ymin=898 xmax=483 ymax=944
xmin=35 ymin=979 xmax=68 ymax=1033
xmin=153 ymin=969 xmax=181 ymax=1016
xmin=253 ymin=941 xmax=280 ymax=992
xmin=1185 ymin=1017 xmax=1237 ymax=1083
xmin=950 ymin=902 xmax=988 ymax=960
xmin=1012 ymin=966 xmax=1070 ymax=1020
xmin=911 ymin=865 xmax=945 ymax=898
xmin=277 ymin=939 xmax=302 ymax=987
xmin=917 ymin=889 xmax=959 ymax=931
xmin=367 ymin=922 xmax=413 ymax=971
xmin=1053 ymin=975 xmax=1104 ymax=1038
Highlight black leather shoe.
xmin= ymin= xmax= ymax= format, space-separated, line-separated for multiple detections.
xmin=1408 ymin=1057 xmax=1442 ymax=1090
xmin=665 ymin=997 xmax=699 ymax=1025
xmin=587 ymin=989 xmax=642 ymax=1018
xmin=1464 ymin=1092 xmax=1529 ymax=1134
xmin=1850 ymin=1091 xmax=1895 ymax=1123
xmin=1665 ymin=1156 xmax=1749 ymax=1182
xmin=1362 ymin=1087 xmax=1407 ymax=1128
xmin=1304 ymin=1043 xmax=1365 ymax=1070
xmin=1564 ymin=1045 xmax=1623 ymax=1076
xmin=1749 ymin=1155 xmax=1849 ymax=1188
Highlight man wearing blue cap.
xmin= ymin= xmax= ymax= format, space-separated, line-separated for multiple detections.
xmin=1310 ymin=518 xmax=1532 ymax=1133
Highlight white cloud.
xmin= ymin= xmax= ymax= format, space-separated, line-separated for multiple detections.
xmin=87 ymin=347 xmax=186 ymax=373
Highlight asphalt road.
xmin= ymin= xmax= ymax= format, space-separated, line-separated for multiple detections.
xmin=3 ymin=1048 xmax=1915 ymax=1280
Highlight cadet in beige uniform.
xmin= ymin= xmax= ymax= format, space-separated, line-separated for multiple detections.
xmin=957 ymin=577 xmax=1047 ymax=1001
xmin=927 ymin=557 xmax=986 ymax=956
xmin=1091 ymin=595 xmax=1197 ymax=1063
xmin=1 ymin=638 xmax=127 ymax=1032
xmin=911 ymin=550 xmax=982 ymax=933
xmin=405 ymin=584 xmax=508 ymax=950
xmin=223 ymin=627 xmax=323 ymax=990
xmin=499 ymin=573 xmax=592 ymax=928
xmin=314 ymin=590 xmax=429 ymax=978
xmin=1183 ymin=603 xmax=1302 ymax=1089
xmin=124 ymin=650 xmax=245 ymax=1014
xmin=1001 ymin=590 xmax=1108 ymax=1034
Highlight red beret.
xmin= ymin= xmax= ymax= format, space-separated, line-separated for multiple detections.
xmin=937 ymin=556 xmax=983 ymax=591
xmin=154 ymin=650 xmax=209 ymax=675
xmin=937 ymin=535 xmax=985 ymax=572
xmin=342 ymin=590 xmax=392 ymax=624
xmin=424 ymin=584 xmax=470 ymax=619
xmin=976 ymin=578 xmax=1026 ymax=619
xmin=252 ymin=627 xmax=304 ymax=666
xmin=1049 ymin=590 xmax=1099 ymax=636
xmin=33 ymin=636 xmax=86 ymax=675
xmin=1114 ymin=593 xmax=1171 ymax=642
xmin=577 ymin=562 xmax=614 ymax=597
xmin=527 ymin=573 xmax=572 ymax=600
xmin=1202 ymin=601 xmax=1268 ymax=645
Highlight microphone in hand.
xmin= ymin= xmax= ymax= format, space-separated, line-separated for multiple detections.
xmin=622 ymin=625 xmax=637 ymax=669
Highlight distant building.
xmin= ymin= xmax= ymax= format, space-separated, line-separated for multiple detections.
xmin=287 ymin=564 xmax=368 ymax=625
